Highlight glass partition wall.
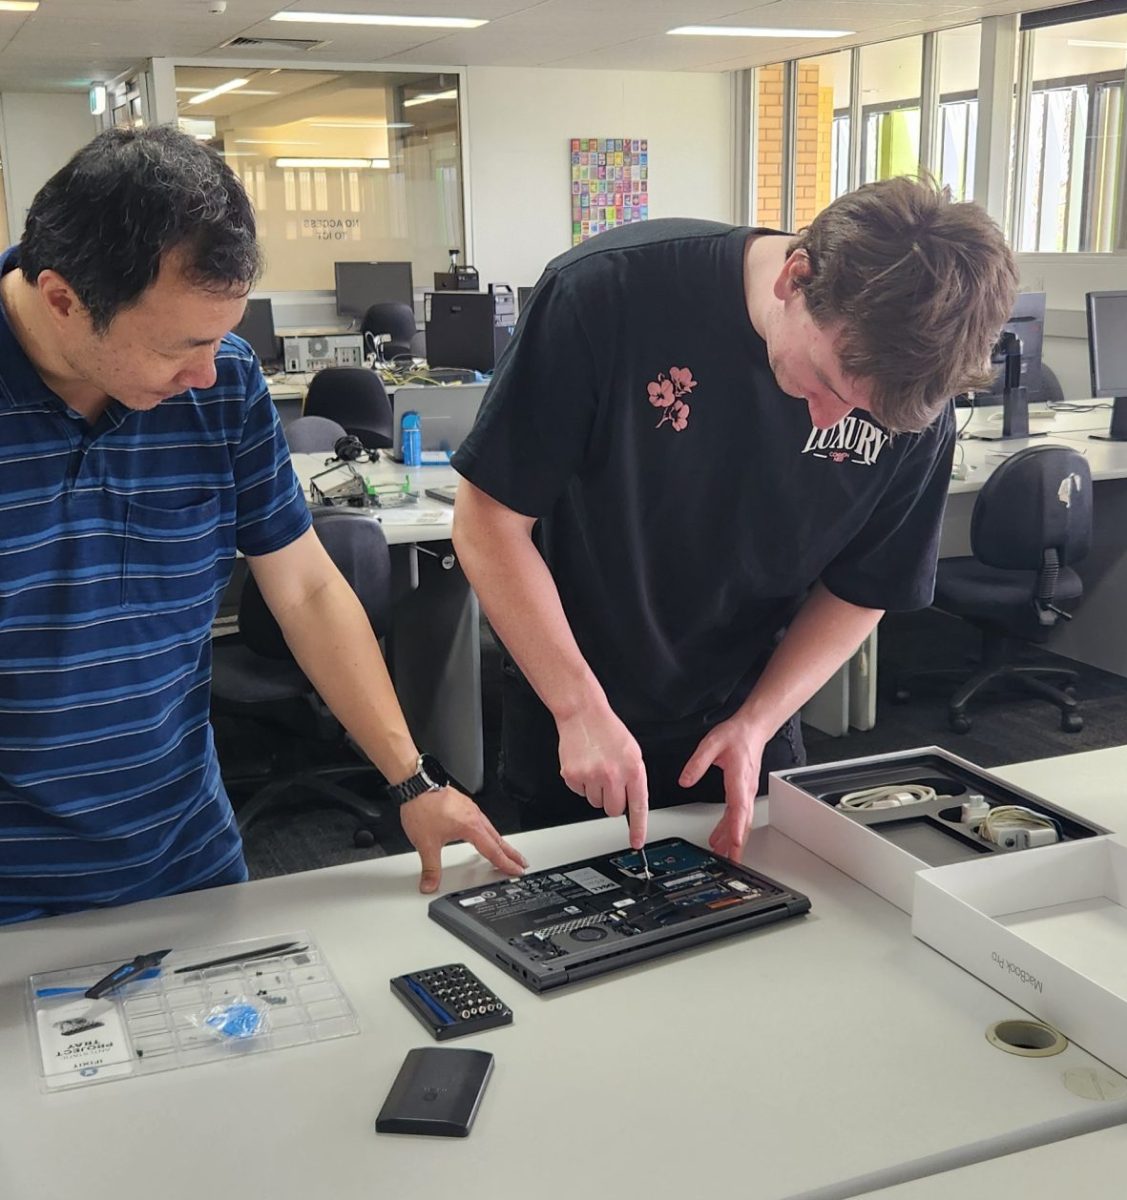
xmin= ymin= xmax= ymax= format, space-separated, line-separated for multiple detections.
xmin=173 ymin=65 xmax=465 ymax=294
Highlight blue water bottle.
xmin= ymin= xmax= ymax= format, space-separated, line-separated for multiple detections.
xmin=401 ymin=411 xmax=422 ymax=467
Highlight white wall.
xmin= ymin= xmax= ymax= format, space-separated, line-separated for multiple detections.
xmin=464 ymin=66 xmax=733 ymax=288
xmin=0 ymin=92 xmax=95 ymax=237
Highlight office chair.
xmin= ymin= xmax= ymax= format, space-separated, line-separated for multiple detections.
xmin=284 ymin=415 xmax=347 ymax=453
xmin=211 ymin=508 xmax=394 ymax=848
xmin=304 ymin=367 xmax=393 ymax=450
xmin=361 ymin=302 xmax=417 ymax=362
xmin=893 ymin=445 xmax=1091 ymax=733
xmin=1038 ymin=362 xmax=1064 ymax=407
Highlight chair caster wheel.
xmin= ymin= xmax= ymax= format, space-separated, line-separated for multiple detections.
xmin=1061 ymin=711 xmax=1083 ymax=733
xmin=892 ymin=687 xmax=911 ymax=704
xmin=354 ymin=828 xmax=377 ymax=849
xmin=948 ymin=712 xmax=972 ymax=734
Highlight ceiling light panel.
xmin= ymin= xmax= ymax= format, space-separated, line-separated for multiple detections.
xmin=188 ymin=78 xmax=250 ymax=106
xmin=271 ymin=11 xmax=486 ymax=29
xmin=668 ymin=25 xmax=853 ymax=39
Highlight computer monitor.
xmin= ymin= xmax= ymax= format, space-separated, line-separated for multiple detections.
xmin=1086 ymin=290 xmax=1127 ymax=441
xmin=517 ymin=286 xmax=535 ymax=312
xmin=334 ymin=261 xmax=414 ymax=319
xmin=232 ymin=297 xmax=281 ymax=369
xmin=984 ymin=291 xmax=1045 ymax=402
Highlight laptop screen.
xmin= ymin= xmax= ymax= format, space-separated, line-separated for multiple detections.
xmin=391 ymin=383 xmax=488 ymax=461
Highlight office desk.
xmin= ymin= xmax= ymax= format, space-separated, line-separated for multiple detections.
xmin=856 ymin=744 xmax=1127 ymax=1200
xmin=288 ymin=454 xmax=482 ymax=792
xmin=815 ymin=408 xmax=1127 ymax=735
xmin=265 ymin=377 xmax=309 ymax=433
xmin=855 ymin=1125 xmax=1127 ymax=1199
xmin=954 ymin=402 xmax=1111 ymax=443
xmin=266 ymin=377 xmax=310 ymax=403
xmin=942 ymin=420 xmax=1127 ymax=678
xmin=3 ymin=805 xmax=1126 ymax=1200
xmin=805 ymin=406 xmax=1118 ymax=735
xmin=993 ymin=745 xmax=1127 ymax=832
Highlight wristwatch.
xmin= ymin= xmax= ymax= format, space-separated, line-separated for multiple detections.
xmin=384 ymin=753 xmax=450 ymax=805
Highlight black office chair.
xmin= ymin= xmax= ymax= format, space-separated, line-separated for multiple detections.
xmin=284 ymin=415 xmax=347 ymax=453
xmin=1036 ymin=362 xmax=1064 ymax=408
xmin=894 ymin=445 xmax=1091 ymax=733
xmin=361 ymin=302 xmax=417 ymax=362
xmin=211 ymin=508 xmax=394 ymax=847
xmin=304 ymin=368 xmax=393 ymax=450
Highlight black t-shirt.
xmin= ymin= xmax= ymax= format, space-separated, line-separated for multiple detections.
xmin=453 ymin=218 xmax=955 ymax=738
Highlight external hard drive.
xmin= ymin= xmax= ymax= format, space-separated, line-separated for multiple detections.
xmin=375 ymin=1046 xmax=494 ymax=1137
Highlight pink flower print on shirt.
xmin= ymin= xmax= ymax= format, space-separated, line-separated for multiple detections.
xmin=648 ymin=377 xmax=676 ymax=408
xmin=669 ymin=366 xmax=696 ymax=395
xmin=648 ymin=366 xmax=697 ymax=431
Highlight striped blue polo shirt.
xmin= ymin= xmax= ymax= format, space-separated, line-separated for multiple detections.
xmin=0 ymin=247 xmax=312 ymax=925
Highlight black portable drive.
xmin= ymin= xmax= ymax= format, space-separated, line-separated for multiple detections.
xmin=375 ymin=1047 xmax=494 ymax=1137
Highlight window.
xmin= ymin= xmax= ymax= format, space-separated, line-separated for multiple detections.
xmin=937 ymin=26 xmax=981 ymax=203
xmin=754 ymin=64 xmax=785 ymax=227
xmin=795 ymin=50 xmax=853 ymax=224
xmin=860 ymin=37 xmax=923 ymax=184
xmin=1018 ymin=13 xmax=1126 ymax=252
xmin=173 ymin=66 xmax=465 ymax=291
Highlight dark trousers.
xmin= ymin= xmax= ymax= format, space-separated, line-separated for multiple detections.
xmin=498 ymin=657 xmax=805 ymax=832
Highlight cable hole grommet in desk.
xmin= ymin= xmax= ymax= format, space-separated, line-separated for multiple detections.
xmin=986 ymin=1018 xmax=1068 ymax=1058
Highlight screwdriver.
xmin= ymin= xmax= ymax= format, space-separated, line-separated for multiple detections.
xmin=625 ymin=813 xmax=651 ymax=879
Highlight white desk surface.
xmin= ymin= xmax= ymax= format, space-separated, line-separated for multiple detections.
xmin=266 ymin=372 xmax=316 ymax=401
xmin=859 ymin=747 xmax=1127 ymax=1200
xmin=3 ymin=806 xmax=1126 ymax=1200
xmin=950 ymin=408 xmax=1127 ymax=497
xmin=993 ymin=746 xmax=1127 ymax=834
xmin=957 ymin=404 xmax=1110 ymax=439
xmin=289 ymin=452 xmax=458 ymax=546
xmin=267 ymin=382 xmax=305 ymax=402
xmin=856 ymin=1124 xmax=1127 ymax=1198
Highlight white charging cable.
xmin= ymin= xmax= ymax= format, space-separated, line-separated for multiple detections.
xmin=972 ymin=805 xmax=1060 ymax=849
xmin=836 ymin=783 xmax=937 ymax=811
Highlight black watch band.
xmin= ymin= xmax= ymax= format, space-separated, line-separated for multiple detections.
xmin=384 ymin=753 xmax=450 ymax=805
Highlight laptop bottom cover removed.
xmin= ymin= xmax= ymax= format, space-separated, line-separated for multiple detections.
xmin=428 ymin=837 xmax=811 ymax=993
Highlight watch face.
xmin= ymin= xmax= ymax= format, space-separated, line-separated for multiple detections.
xmin=419 ymin=754 xmax=449 ymax=789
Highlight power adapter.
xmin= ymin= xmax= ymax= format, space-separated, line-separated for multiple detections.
xmin=961 ymin=794 xmax=991 ymax=825
xmin=971 ymin=804 xmax=1062 ymax=850
xmin=991 ymin=824 xmax=1059 ymax=850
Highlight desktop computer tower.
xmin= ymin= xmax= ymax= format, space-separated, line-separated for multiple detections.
xmin=433 ymin=267 xmax=480 ymax=291
xmin=425 ymin=291 xmax=515 ymax=374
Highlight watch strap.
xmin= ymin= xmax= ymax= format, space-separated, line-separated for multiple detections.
xmin=385 ymin=755 xmax=446 ymax=805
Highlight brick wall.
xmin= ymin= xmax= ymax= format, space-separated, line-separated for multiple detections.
xmin=757 ymin=63 xmax=835 ymax=229
xmin=755 ymin=64 xmax=783 ymax=227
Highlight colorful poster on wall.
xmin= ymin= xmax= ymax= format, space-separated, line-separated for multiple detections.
xmin=570 ymin=137 xmax=648 ymax=245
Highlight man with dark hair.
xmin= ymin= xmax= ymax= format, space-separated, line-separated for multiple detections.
xmin=0 ymin=127 xmax=524 ymax=924
xmin=452 ymin=176 xmax=1018 ymax=858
